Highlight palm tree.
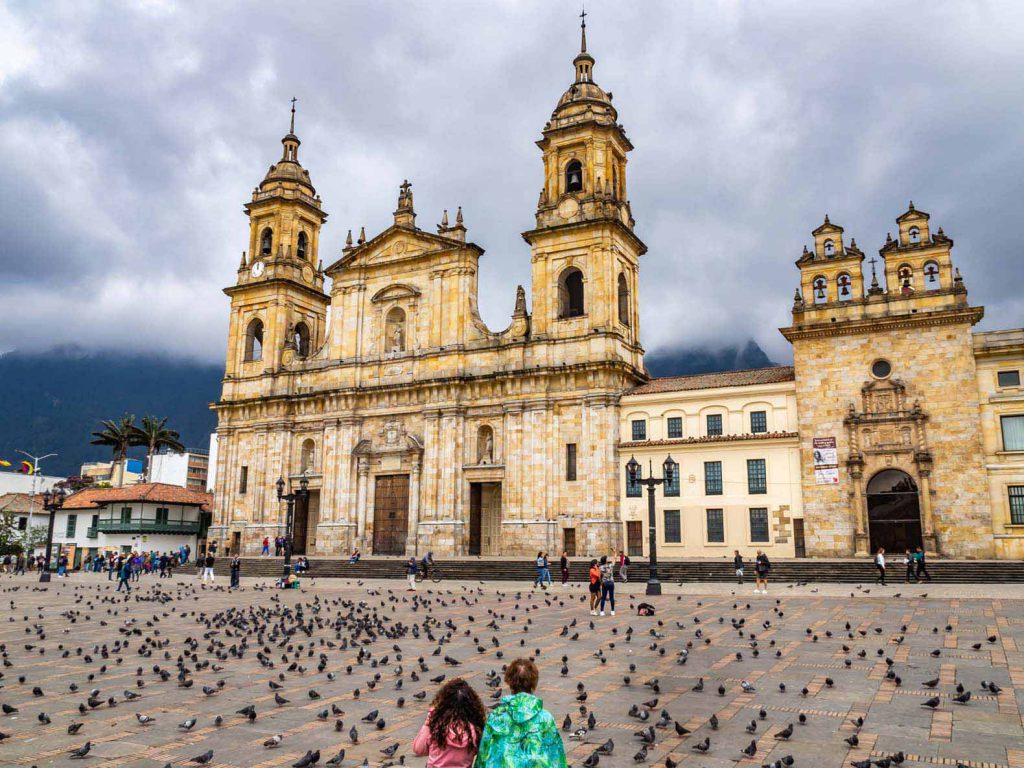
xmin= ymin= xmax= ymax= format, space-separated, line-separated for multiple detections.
xmin=134 ymin=415 xmax=186 ymax=482
xmin=90 ymin=414 xmax=142 ymax=487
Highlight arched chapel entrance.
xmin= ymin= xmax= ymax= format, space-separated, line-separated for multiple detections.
xmin=866 ymin=469 xmax=923 ymax=554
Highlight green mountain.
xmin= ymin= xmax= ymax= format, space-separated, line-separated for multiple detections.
xmin=0 ymin=347 xmax=222 ymax=477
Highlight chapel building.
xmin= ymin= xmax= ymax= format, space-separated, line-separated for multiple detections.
xmin=210 ymin=25 xmax=646 ymax=557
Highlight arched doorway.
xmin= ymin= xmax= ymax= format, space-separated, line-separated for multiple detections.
xmin=866 ymin=469 xmax=923 ymax=554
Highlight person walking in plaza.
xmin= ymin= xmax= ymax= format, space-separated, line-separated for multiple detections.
xmin=407 ymin=556 xmax=418 ymax=591
xmin=588 ymin=559 xmax=601 ymax=615
xmin=598 ymin=555 xmax=615 ymax=616
xmin=116 ymin=558 xmax=132 ymax=593
xmin=14 ymin=553 xmax=25 ymax=575
xmin=275 ymin=536 xmax=283 ymax=557
xmin=559 ymin=551 xmax=569 ymax=586
xmin=754 ymin=550 xmax=770 ymax=594
xmin=474 ymin=658 xmax=568 ymax=768
xmin=874 ymin=547 xmax=887 ymax=585
xmin=903 ymin=549 xmax=917 ymax=583
xmin=412 ymin=678 xmax=486 ymax=768
xmin=261 ymin=537 xmax=270 ymax=556
xmin=230 ymin=555 xmax=241 ymax=588
xmin=57 ymin=552 xmax=69 ymax=578
xmin=914 ymin=547 xmax=932 ymax=582
xmin=202 ymin=551 xmax=215 ymax=582
xmin=534 ymin=552 xmax=552 ymax=588
xmin=618 ymin=549 xmax=629 ymax=582
xmin=734 ymin=550 xmax=745 ymax=584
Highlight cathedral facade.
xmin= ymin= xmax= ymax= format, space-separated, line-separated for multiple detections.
xmin=209 ymin=29 xmax=646 ymax=557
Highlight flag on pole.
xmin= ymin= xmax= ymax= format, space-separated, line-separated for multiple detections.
xmin=19 ymin=461 xmax=35 ymax=474
xmin=0 ymin=459 xmax=10 ymax=467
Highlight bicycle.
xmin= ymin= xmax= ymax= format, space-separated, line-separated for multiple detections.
xmin=414 ymin=564 xmax=442 ymax=583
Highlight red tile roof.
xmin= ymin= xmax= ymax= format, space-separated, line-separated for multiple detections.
xmin=0 ymin=492 xmax=48 ymax=514
xmin=628 ymin=366 xmax=795 ymax=396
xmin=621 ymin=431 xmax=799 ymax=449
xmin=61 ymin=483 xmax=212 ymax=511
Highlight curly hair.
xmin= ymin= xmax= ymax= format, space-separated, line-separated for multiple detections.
xmin=428 ymin=678 xmax=487 ymax=750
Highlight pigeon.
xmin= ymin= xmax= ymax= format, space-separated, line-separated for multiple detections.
xmin=190 ymin=750 xmax=214 ymax=765
xmin=774 ymin=723 xmax=793 ymax=740
xmin=180 ymin=717 xmax=197 ymax=730
xmin=264 ymin=735 xmax=283 ymax=748
xmin=583 ymin=753 xmax=600 ymax=768
xmin=922 ymin=697 xmax=941 ymax=709
xmin=326 ymin=750 xmax=346 ymax=767
xmin=68 ymin=722 xmax=85 ymax=734
xmin=293 ymin=749 xmax=321 ymax=767
xmin=597 ymin=739 xmax=614 ymax=755
xmin=69 ymin=741 xmax=93 ymax=759
xmin=922 ymin=678 xmax=939 ymax=688
xmin=742 ymin=739 xmax=758 ymax=757
xmin=136 ymin=713 xmax=156 ymax=725
xmin=953 ymin=691 xmax=971 ymax=704
xmin=692 ymin=737 xmax=710 ymax=753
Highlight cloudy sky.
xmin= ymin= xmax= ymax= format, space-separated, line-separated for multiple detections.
xmin=1 ymin=0 xmax=1021 ymax=364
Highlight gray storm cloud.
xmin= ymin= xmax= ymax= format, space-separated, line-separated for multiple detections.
xmin=0 ymin=0 xmax=1021 ymax=363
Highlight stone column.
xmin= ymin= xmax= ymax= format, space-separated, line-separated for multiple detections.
xmin=356 ymin=458 xmax=370 ymax=544
xmin=407 ymin=456 xmax=422 ymax=555
xmin=918 ymin=468 xmax=938 ymax=555
xmin=849 ymin=462 xmax=868 ymax=556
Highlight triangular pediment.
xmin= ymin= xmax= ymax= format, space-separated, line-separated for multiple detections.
xmin=325 ymin=224 xmax=481 ymax=274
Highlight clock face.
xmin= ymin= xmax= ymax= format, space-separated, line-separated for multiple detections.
xmin=250 ymin=261 xmax=265 ymax=278
xmin=302 ymin=265 xmax=314 ymax=282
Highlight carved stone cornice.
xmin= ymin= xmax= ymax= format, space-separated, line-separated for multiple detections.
xmin=781 ymin=305 xmax=984 ymax=342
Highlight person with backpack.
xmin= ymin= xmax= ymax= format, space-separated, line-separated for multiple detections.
xmin=754 ymin=550 xmax=770 ymax=594
xmin=914 ymin=547 xmax=931 ymax=582
xmin=734 ymin=550 xmax=745 ymax=584
xmin=474 ymin=658 xmax=567 ymax=768
xmin=902 ymin=549 xmax=917 ymax=583
xmin=588 ymin=559 xmax=601 ymax=615
xmin=412 ymin=678 xmax=486 ymax=768
xmin=874 ymin=547 xmax=887 ymax=585
xmin=598 ymin=555 xmax=615 ymax=616
xmin=116 ymin=558 xmax=132 ymax=593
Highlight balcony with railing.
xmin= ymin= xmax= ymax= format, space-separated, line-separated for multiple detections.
xmin=95 ymin=516 xmax=201 ymax=535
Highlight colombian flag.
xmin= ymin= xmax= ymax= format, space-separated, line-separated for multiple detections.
xmin=18 ymin=461 xmax=35 ymax=474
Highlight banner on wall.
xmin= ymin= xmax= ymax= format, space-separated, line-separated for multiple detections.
xmin=812 ymin=436 xmax=839 ymax=484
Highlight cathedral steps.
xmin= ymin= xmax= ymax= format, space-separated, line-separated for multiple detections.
xmin=214 ymin=557 xmax=1024 ymax=584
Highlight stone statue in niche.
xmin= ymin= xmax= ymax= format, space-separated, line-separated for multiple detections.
xmin=478 ymin=426 xmax=494 ymax=464
xmin=385 ymin=307 xmax=406 ymax=353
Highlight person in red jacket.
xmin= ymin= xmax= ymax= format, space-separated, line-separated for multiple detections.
xmin=413 ymin=678 xmax=486 ymax=768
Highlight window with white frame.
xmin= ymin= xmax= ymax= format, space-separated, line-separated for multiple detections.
xmin=706 ymin=509 xmax=724 ymax=543
xmin=664 ymin=510 xmax=681 ymax=543
xmin=749 ymin=508 xmax=769 ymax=543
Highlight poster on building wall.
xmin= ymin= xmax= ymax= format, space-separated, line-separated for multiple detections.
xmin=812 ymin=436 xmax=839 ymax=484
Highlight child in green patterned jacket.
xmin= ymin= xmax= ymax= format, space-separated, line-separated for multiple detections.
xmin=474 ymin=658 xmax=567 ymax=768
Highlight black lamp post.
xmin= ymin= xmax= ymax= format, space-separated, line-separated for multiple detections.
xmin=276 ymin=475 xmax=309 ymax=569
xmin=626 ymin=454 xmax=677 ymax=596
xmin=39 ymin=487 xmax=65 ymax=583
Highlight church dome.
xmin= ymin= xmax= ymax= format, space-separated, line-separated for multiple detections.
xmin=260 ymin=131 xmax=316 ymax=196
xmin=550 ymin=25 xmax=618 ymax=125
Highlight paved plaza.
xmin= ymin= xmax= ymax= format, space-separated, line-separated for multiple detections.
xmin=0 ymin=573 xmax=1022 ymax=768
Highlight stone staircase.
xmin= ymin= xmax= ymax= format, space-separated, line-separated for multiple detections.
xmin=214 ymin=556 xmax=1024 ymax=584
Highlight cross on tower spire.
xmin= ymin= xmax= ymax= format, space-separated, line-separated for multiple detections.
xmin=290 ymin=97 xmax=297 ymax=135
xmin=580 ymin=5 xmax=587 ymax=53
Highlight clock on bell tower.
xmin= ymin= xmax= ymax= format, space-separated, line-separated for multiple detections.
xmin=224 ymin=100 xmax=330 ymax=377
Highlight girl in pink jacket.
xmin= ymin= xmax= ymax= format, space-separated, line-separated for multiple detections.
xmin=413 ymin=678 xmax=486 ymax=768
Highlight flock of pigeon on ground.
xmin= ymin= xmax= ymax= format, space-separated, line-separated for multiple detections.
xmin=0 ymin=575 xmax=1013 ymax=768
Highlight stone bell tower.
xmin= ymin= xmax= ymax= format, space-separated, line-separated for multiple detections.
xmin=782 ymin=204 xmax=990 ymax=559
xmin=224 ymin=101 xmax=329 ymax=377
xmin=522 ymin=14 xmax=645 ymax=372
